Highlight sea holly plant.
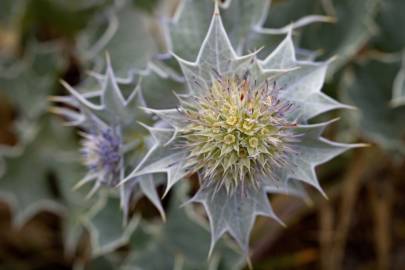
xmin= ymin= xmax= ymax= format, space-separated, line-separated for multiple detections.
xmin=123 ymin=4 xmax=361 ymax=258
xmin=51 ymin=56 xmax=165 ymax=221
xmin=4 ymin=0 xmax=403 ymax=268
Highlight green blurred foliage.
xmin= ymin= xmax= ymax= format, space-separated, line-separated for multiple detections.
xmin=0 ymin=0 xmax=404 ymax=269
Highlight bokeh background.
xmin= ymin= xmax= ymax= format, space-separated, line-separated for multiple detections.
xmin=0 ymin=0 xmax=404 ymax=269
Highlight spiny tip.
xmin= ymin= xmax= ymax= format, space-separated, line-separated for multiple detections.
xmin=324 ymin=16 xmax=337 ymax=23
xmin=105 ymin=51 xmax=111 ymax=66
xmin=213 ymin=0 xmax=220 ymax=16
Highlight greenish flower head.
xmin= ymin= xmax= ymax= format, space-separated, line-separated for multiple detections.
xmin=180 ymin=75 xmax=298 ymax=192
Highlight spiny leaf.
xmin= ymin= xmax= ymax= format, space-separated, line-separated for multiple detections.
xmin=285 ymin=121 xmax=361 ymax=194
xmin=344 ymin=59 xmax=405 ymax=156
xmin=261 ymin=32 xmax=351 ymax=122
xmin=0 ymin=44 xmax=65 ymax=119
xmin=220 ymin=0 xmax=269 ymax=53
xmin=78 ymin=0 xmax=156 ymax=81
xmin=0 ymin=118 xmax=76 ymax=226
xmin=191 ymin=183 xmax=281 ymax=257
xmin=371 ymin=0 xmax=405 ymax=52
xmin=84 ymin=194 xmax=139 ymax=256
xmin=298 ymin=0 xmax=379 ymax=75
xmin=166 ymin=0 xmax=213 ymax=61
xmin=122 ymin=183 xmax=243 ymax=270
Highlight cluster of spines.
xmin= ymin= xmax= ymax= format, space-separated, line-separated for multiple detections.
xmin=179 ymin=73 xmax=300 ymax=193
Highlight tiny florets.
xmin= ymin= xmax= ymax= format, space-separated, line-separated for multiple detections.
xmin=81 ymin=127 xmax=122 ymax=187
xmin=179 ymin=75 xmax=299 ymax=192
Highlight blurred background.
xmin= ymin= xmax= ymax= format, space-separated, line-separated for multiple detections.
xmin=0 ymin=0 xmax=404 ymax=269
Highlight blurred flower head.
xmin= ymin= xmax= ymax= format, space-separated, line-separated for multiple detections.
xmin=81 ymin=127 xmax=122 ymax=187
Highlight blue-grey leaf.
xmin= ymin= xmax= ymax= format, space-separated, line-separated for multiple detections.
xmin=344 ymin=59 xmax=405 ymax=156
xmin=84 ymin=194 xmax=139 ymax=256
xmin=122 ymin=183 xmax=243 ymax=270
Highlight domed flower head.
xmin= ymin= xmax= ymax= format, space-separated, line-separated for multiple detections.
xmin=80 ymin=125 xmax=122 ymax=188
xmin=124 ymin=4 xmax=360 ymax=256
xmin=179 ymin=75 xmax=299 ymax=193
xmin=50 ymin=57 xmax=165 ymax=220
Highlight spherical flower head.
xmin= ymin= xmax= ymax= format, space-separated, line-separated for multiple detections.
xmin=81 ymin=127 xmax=122 ymax=187
xmin=180 ymin=75 xmax=299 ymax=193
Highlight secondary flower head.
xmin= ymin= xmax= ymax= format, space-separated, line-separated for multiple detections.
xmin=51 ymin=58 xmax=166 ymax=220
xmin=180 ymin=75 xmax=298 ymax=193
xmin=81 ymin=127 xmax=122 ymax=187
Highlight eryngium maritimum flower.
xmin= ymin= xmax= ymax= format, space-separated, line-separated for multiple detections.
xmin=124 ymin=4 xmax=361 ymax=256
xmin=180 ymin=75 xmax=299 ymax=193
xmin=81 ymin=127 xmax=122 ymax=188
